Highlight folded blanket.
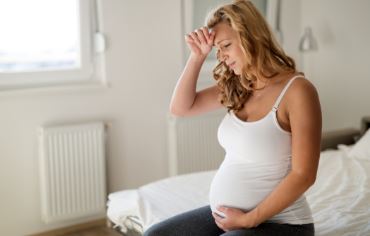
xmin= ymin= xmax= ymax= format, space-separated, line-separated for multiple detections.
xmin=107 ymin=190 xmax=144 ymax=234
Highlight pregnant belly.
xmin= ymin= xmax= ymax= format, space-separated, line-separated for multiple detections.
xmin=209 ymin=160 xmax=289 ymax=215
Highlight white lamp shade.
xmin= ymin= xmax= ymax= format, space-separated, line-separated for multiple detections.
xmin=299 ymin=27 xmax=318 ymax=52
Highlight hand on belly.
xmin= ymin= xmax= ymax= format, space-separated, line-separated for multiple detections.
xmin=212 ymin=205 xmax=257 ymax=231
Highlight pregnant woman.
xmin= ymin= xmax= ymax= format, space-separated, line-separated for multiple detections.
xmin=144 ymin=0 xmax=321 ymax=235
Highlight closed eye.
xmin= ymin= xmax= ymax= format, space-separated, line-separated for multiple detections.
xmin=217 ymin=43 xmax=231 ymax=51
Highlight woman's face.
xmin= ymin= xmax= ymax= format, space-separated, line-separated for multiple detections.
xmin=213 ymin=22 xmax=247 ymax=75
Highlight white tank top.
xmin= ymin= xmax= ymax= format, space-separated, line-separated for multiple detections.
xmin=209 ymin=75 xmax=313 ymax=224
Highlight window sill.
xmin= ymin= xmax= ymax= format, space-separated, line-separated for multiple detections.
xmin=0 ymin=78 xmax=110 ymax=97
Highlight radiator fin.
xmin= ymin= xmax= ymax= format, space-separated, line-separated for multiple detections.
xmin=168 ymin=112 xmax=225 ymax=176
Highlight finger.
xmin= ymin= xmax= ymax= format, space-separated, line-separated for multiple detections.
xmin=213 ymin=213 xmax=226 ymax=225
xmin=212 ymin=212 xmax=221 ymax=220
xmin=202 ymin=27 xmax=213 ymax=45
xmin=213 ymin=211 xmax=226 ymax=221
xmin=217 ymin=206 xmax=227 ymax=213
xmin=185 ymin=34 xmax=196 ymax=47
xmin=209 ymin=30 xmax=215 ymax=45
xmin=214 ymin=220 xmax=225 ymax=231
xmin=201 ymin=27 xmax=210 ymax=40
xmin=189 ymin=32 xmax=201 ymax=47
xmin=184 ymin=34 xmax=193 ymax=43
xmin=195 ymin=29 xmax=207 ymax=44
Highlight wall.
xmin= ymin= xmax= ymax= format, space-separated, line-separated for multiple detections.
xmin=301 ymin=0 xmax=370 ymax=131
xmin=0 ymin=0 xmax=183 ymax=235
xmin=280 ymin=0 xmax=302 ymax=70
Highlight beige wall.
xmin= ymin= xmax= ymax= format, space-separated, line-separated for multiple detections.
xmin=301 ymin=0 xmax=370 ymax=131
xmin=0 ymin=0 xmax=182 ymax=235
xmin=280 ymin=0 xmax=302 ymax=70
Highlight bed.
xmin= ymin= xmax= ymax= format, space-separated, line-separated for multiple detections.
xmin=107 ymin=120 xmax=370 ymax=236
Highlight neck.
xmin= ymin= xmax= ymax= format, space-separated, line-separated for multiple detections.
xmin=254 ymin=78 xmax=269 ymax=90
xmin=254 ymin=70 xmax=292 ymax=90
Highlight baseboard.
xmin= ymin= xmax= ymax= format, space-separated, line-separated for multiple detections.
xmin=31 ymin=218 xmax=106 ymax=236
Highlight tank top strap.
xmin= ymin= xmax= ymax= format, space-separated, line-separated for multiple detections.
xmin=272 ymin=75 xmax=304 ymax=112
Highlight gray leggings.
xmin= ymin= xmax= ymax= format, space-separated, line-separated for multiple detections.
xmin=143 ymin=205 xmax=314 ymax=236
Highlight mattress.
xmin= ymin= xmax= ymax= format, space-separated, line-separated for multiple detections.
xmin=107 ymin=147 xmax=370 ymax=235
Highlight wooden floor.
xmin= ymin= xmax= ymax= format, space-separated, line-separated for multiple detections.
xmin=62 ymin=225 xmax=123 ymax=236
xmin=32 ymin=219 xmax=142 ymax=236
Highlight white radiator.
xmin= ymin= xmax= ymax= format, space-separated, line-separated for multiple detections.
xmin=167 ymin=111 xmax=225 ymax=176
xmin=38 ymin=122 xmax=106 ymax=223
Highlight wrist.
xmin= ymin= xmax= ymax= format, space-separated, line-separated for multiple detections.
xmin=189 ymin=53 xmax=207 ymax=62
xmin=243 ymin=209 xmax=261 ymax=228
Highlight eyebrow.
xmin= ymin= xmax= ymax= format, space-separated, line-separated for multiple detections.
xmin=214 ymin=39 xmax=230 ymax=46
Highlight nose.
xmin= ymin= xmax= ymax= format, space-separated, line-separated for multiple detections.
xmin=217 ymin=50 xmax=228 ymax=62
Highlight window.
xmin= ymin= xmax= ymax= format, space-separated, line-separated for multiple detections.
xmin=0 ymin=0 xmax=105 ymax=90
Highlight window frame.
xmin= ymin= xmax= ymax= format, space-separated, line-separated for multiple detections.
xmin=0 ymin=0 xmax=105 ymax=91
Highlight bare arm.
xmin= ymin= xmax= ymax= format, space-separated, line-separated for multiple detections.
xmin=247 ymin=79 xmax=322 ymax=226
xmin=169 ymin=27 xmax=223 ymax=117
xmin=170 ymin=55 xmax=222 ymax=116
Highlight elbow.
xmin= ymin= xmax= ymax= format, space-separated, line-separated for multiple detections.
xmin=293 ymin=171 xmax=317 ymax=188
xmin=303 ymin=174 xmax=316 ymax=188
xmin=306 ymin=175 xmax=316 ymax=187
xmin=310 ymin=174 xmax=317 ymax=185
xmin=169 ymin=105 xmax=187 ymax=117
xmin=169 ymin=95 xmax=196 ymax=117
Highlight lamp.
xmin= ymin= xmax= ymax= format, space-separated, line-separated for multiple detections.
xmin=299 ymin=27 xmax=318 ymax=52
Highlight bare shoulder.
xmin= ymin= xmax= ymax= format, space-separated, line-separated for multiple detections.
xmin=290 ymin=77 xmax=318 ymax=94
xmin=286 ymin=77 xmax=320 ymax=107
xmin=284 ymin=77 xmax=321 ymax=129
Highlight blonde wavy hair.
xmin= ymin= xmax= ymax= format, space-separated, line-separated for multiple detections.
xmin=206 ymin=0 xmax=297 ymax=112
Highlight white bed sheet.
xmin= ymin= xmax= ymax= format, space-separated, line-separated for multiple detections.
xmin=107 ymin=147 xmax=370 ymax=235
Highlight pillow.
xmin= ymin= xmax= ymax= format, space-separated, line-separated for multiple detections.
xmin=348 ymin=128 xmax=370 ymax=160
